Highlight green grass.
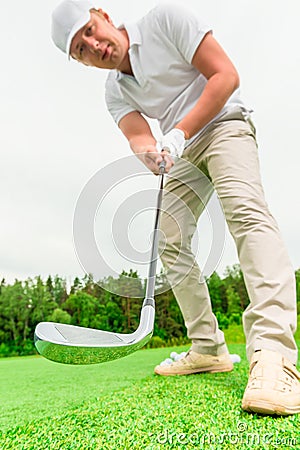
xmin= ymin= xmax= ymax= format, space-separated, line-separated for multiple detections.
xmin=0 ymin=344 xmax=299 ymax=449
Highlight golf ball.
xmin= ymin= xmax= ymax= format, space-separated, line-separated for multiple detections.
xmin=230 ymin=354 xmax=241 ymax=363
xmin=159 ymin=358 xmax=174 ymax=366
xmin=160 ymin=351 xmax=241 ymax=366
xmin=170 ymin=351 xmax=187 ymax=361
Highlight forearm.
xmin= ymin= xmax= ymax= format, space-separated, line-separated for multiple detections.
xmin=119 ymin=111 xmax=173 ymax=174
xmin=175 ymin=71 xmax=239 ymax=140
xmin=128 ymin=133 xmax=157 ymax=155
xmin=119 ymin=111 xmax=157 ymax=153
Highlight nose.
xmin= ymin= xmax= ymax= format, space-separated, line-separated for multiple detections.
xmin=83 ymin=35 xmax=99 ymax=52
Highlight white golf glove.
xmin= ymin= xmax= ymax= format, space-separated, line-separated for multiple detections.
xmin=160 ymin=128 xmax=185 ymax=158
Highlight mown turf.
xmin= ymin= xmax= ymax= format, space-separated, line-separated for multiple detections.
xmin=0 ymin=344 xmax=299 ymax=449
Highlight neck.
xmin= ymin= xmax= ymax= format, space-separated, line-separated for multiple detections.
xmin=118 ymin=28 xmax=133 ymax=76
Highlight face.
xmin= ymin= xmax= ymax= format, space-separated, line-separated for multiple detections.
xmin=70 ymin=10 xmax=130 ymax=72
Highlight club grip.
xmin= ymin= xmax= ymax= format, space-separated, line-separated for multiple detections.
xmin=159 ymin=159 xmax=166 ymax=174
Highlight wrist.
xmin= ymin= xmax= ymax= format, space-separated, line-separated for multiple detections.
xmin=175 ymin=125 xmax=190 ymax=140
xmin=160 ymin=128 xmax=186 ymax=158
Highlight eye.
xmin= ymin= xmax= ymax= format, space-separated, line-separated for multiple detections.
xmin=79 ymin=45 xmax=84 ymax=57
xmin=86 ymin=25 xmax=93 ymax=36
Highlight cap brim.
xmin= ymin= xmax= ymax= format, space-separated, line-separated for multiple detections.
xmin=66 ymin=10 xmax=91 ymax=59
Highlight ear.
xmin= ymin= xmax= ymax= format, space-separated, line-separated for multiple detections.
xmin=97 ymin=8 xmax=114 ymax=25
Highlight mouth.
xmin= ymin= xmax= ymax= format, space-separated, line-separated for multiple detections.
xmin=102 ymin=44 xmax=110 ymax=61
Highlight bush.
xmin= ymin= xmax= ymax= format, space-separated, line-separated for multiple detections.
xmin=49 ymin=308 xmax=72 ymax=324
xmin=19 ymin=339 xmax=36 ymax=356
xmin=228 ymin=313 xmax=242 ymax=326
xmin=146 ymin=336 xmax=166 ymax=349
xmin=0 ymin=343 xmax=18 ymax=358
xmin=224 ymin=323 xmax=245 ymax=344
xmin=294 ymin=315 xmax=300 ymax=340
xmin=166 ymin=336 xmax=190 ymax=347
xmin=0 ymin=339 xmax=36 ymax=358
xmin=215 ymin=311 xmax=229 ymax=329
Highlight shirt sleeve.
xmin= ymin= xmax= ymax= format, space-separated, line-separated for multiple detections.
xmin=105 ymin=72 xmax=136 ymax=125
xmin=154 ymin=2 xmax=212 ymax=64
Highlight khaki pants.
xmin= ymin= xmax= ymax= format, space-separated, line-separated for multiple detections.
xmin=159 ymin=108 xmax=298 ymax=363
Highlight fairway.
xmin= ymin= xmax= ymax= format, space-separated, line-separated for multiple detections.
xmin=0 ymin=344 xmax=299 ymax=449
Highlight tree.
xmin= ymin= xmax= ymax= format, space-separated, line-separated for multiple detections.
xmin=223 ymin=264 xmax=249 ymax=314
xmin=105 ymin=300 xmax=123 ymax=332
xmin=0 ymin=278 xmax=5 ymax=295
xmin=26 ymin=276 xmax=57 ymax=325
xmin=48 ymin=308 xmax=72 ymax=324
xmin=70 ymin=276 xmax=83 ymax=294
xmin=0 ymin=281 xmax=29 ymax=343
xmin=206 ymin=271 xmax=227 ymax=313
xmin=63 ymin=291 xmax=99 ymax=328
xmin=46 ymin=275 xmax=68 ymax=306
xmin=113 ymin=270 xmax=144 ymax=332
xmin=154 ymin=271 xmax=185 ymax=340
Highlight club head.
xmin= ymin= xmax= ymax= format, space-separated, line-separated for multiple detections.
xmin=34 ymin=302 xmax=155 ymax=365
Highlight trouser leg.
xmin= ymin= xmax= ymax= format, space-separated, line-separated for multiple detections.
xmin=203 ymin=118 xmax=297 ymax=363
xmin=159 ymin=158 xmax=229 ymax=355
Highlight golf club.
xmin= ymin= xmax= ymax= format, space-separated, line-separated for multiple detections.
xmin=34 ymin=159 xmax=166 ymax=364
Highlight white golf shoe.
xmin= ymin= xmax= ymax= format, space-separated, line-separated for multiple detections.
xmin=154 ymin=350 xmax=233 ymax=376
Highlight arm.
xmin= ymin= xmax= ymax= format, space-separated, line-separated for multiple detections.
xmin=119 ymin=111 xmax=173 ymax=174
xmin=175 ymin=33 xmax=240 ymax=139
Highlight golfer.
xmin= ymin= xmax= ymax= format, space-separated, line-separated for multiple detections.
xmin=52 ymin=0 xmax=300 ymax=415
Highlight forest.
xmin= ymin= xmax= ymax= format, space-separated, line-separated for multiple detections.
xmin=1 ymin=265 xmax=300 ymax=357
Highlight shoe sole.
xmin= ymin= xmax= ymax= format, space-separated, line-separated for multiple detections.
xmin=155 ymin=364 xmax=234 ymax=376
xmin=242 ymin=400 xmax=300 ymax=416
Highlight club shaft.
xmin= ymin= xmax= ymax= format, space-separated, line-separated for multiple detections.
xmin=144 ymin=168 xmax=165 ymax=300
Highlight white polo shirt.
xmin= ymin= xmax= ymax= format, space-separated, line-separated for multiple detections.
xmin=105 ymin=2 xmax=245 ymax=141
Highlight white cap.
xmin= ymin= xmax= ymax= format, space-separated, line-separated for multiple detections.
xmin=52 ymin=0 xmax=95 ymax=57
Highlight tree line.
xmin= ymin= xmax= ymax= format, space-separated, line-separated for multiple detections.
xmin=0 ymin=265 xmax=300 ymax=357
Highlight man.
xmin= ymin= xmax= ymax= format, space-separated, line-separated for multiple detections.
xmin=52 ymin=0 xmax=300 ymax=415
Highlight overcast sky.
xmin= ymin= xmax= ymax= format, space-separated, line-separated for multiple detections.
xmin=1 ymin=0 xmax=300 ymax=284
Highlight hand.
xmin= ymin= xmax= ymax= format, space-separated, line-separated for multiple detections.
xmin=137 ymin=146 xmax=174 ymax=175
xmin=160 ymin=128 xmax=185 ymax=158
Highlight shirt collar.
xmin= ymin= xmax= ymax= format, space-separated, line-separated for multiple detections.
xmin=121 ymin=22 xmax=142 ymax=47
xmin=115 ymin=23 xmax=142 ymax=81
